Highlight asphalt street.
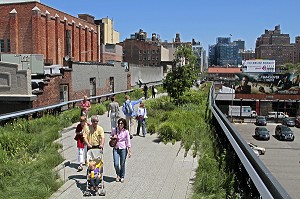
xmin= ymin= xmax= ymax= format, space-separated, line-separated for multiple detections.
xmin=233 ymin=121 xmax=300 ymax=199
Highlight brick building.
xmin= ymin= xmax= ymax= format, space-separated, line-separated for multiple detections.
xmin=255 ymin=25 xmax=294 ymax=66
xmin=0 ymin=1 xmax=99 ymax=65
xmin=120 ymin=29 xmax=163 ymax=67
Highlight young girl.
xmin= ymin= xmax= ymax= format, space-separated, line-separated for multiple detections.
xmin=74 ymin=116 xmax=89 ymax=171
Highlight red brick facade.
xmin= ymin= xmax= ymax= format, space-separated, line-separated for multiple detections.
xmin=0 ymin=2 xmax=99 ymax=65
xmin=32 ymin=69 xmax=73 ymax=108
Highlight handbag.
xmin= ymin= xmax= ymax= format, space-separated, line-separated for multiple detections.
xmin=136 ymin=115 xmax=144 ymax=121
xmin=115 ymin=111 xmax=120 ymax=118
xmin=109 ymin=138 xmax=118 ymax=147
xmin=109 ymin=127 xmax=118 ymax=147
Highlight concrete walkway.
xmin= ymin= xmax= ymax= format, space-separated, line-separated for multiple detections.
xmin=50 ymin=97 xmax=198 ymax=199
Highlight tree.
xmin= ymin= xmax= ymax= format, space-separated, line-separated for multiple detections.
xmin=163 ymin=45 xmax=199 ymax=104
xmin=283 ymin=63 xmax=300 ymax=73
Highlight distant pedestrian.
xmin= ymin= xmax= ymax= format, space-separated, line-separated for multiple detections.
xmin=143 ymin=84 xmax=148 ymax=99
xmin=122 ymin=95 xmax=144 ymax=139
xmin=107 ymin=96 xmax=120 ymax=131
xmin=80 ymin=95 xmax=91 ymax=118
xmin=135 ymin=102 xmax=147 ymax=137
xmin=110 ymin=118 xmax=132 ymax=183
xmin=74 ymin=115 xmax=90 ymax=171
xmin=151 ymin=86 xmax=156 ymax=98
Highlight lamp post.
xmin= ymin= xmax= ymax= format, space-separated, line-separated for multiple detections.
xmin=296 ymin=100 xmax=299 ymax=116
xmin=231 ymin=85 xmax=234 ymax=122
xmin=276 ymin=99 xmax=279 ymax=123
xmin=240 ymin=98 xmax=243 ymax=121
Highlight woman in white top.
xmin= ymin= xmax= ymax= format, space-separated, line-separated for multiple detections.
xmin=135 ymin=102 xmax=147 ymax=137
xmin=107 ymin=96 xmax=120 ymax=131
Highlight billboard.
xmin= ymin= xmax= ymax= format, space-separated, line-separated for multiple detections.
xmin=242 ymin=60 xmax=275 ymax=73
xmin=234 ymin=72 xmax=300 ymax=94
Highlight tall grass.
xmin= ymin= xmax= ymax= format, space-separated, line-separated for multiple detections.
xmin=0 ymin=102 xmax=107 ymax=199
xmin=145 ymin=86 xmax=240 ymax=198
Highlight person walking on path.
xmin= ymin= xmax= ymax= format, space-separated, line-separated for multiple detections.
xmin=151 ymin=85 xmax=156 ymax=98
xmin=143 ymin=84 xmax=148 ymax=99
xmin=135 ymin=102 xmax=147 ymax=137
xmin=80 ymin=95 xmax=91 ymax=118
xmin=110 ymin=118 xmax=131 ymax=183
xmin=107 ymin=96 xmax=120 ymax=131
xmin=74 ymin=115 xmax=90 ymax=171
xmin=83 ymin=115 xmax=105 ymax=150
xmin=122 ymin=95 xmax=144 ymax=139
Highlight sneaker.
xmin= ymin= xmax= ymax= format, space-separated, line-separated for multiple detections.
xmin=120 ymin=178 xmax=124 ymax=183
xmin=130 ymin=134 xmax=133 ymax=139
xmin=116 ymin=176 xmax=120 ymax=182
xmin=77 ymin=165 xmax=83 ymax=171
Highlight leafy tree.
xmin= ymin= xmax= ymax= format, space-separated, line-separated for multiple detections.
xmin=163 ymin=45 xmax=199 ymax=104
xmin=283 ymin=63 xmax=300 ymax=73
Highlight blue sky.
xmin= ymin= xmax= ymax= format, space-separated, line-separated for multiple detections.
xmin=41 ymin=0 xmax=300 ymax=51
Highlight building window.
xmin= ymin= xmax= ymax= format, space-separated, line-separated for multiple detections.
xmin=139 ymin=50 xmax=142 ymax=54
xmin=7 ymin=39 xmax=10 ymax=52
xmin=65 ymin=30 xmax=71 ymax=56
xmin=0 ymin=40 xmax=4 ymax=52
xmin=109 ymin=77 xmax=114 ymax=93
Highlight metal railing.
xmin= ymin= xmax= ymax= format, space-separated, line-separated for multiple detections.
xmin=0 ymin=89 xmax=133 ymax=122
xmin=209 ymin=84 xmax=291 ymax=199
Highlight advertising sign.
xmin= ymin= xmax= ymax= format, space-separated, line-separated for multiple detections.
xmin=242 ymin=60 xmax=275 ymax=73
xmin=234 ymin=72 xmax=300 ymax=94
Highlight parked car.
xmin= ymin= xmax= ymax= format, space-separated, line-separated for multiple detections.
xmin=296 ymin=116 xmax=300 ymax=128
xmin=248 ymin=142 xmax=266 ymax=155
xmin=275 ymin=125 xmax=295 ymax=141
xmin=282 ymin=117 xmax=296 ymax=127
xmin=255 ymin=116 xmax=267 ymax=126
xmin=254 ymin=127 xmax=270 ymax=140
xmin=267 ymin=112 xmax=289 ymax=120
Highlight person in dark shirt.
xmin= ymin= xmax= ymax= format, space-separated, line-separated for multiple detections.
xmin=143 ymin=84 xmax=148 ymax=99
xmin=235 ymin=76 xmax=251 ymax=94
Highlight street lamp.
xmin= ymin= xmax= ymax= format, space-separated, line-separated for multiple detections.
xmin=276 ymin=99 xmax=279 ymax=123
xmin=231 ymin=85 xmax=234 ymax=122
xmin=240 ymin=98 xmax=243 ymax=121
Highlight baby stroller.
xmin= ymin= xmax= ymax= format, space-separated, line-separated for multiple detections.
xmin=83 ymin=148 xmax=105 ymax=196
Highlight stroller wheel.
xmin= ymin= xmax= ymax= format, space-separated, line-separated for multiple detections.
xmin=83 ymin=191 xmax=91 ymax=197
xmin=99 ymin=189 xmax=106 ymax=196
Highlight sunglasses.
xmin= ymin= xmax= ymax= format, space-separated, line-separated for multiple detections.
xmin=92 ymin=120 xmax=99 ymax=123
xmin=118 ymin=122 xmax=124 ymax=125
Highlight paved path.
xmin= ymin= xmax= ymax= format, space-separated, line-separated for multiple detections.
xmin=50 ymin=98 xmax=198 ymax=199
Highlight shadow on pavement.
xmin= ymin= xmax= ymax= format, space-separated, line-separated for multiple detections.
xmin=103 ymin=175 xmax=116 ymax=183
xmin=152 ymin=137 xmax=161 ymax=143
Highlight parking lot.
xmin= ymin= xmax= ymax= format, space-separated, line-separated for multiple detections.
xmin=233 ymin=121 xmax=300 ymax=199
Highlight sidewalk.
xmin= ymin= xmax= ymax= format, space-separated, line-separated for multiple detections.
xmin=50 ymin=96 xmax=198 ymax=199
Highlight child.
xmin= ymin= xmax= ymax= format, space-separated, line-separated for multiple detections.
xmin=74 ymin=116 xmax=89 ymax=171
xmin=88 ymin=161 xmax=101 ymax=191
xmin=136 ymin=102 xmax=147 ymax=137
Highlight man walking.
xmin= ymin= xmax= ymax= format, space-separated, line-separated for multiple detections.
xmin=122 ymin=95 xmax=144 ymax=139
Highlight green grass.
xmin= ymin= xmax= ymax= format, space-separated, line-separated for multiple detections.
xmin=145 ymin=86 xmax=241 ymax=198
